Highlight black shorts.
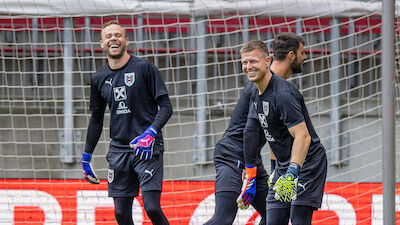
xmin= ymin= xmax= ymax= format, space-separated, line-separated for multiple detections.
xmin=106 ymin=149 xmax=164 ymax=197
xmin=267 ymin=153 xmax=327 ymax=209
xmin=214 ymin=158 xmax=269 ymax=195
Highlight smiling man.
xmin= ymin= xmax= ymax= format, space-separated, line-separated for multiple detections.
xmin=241 ymin=39 xmax=327 ymax=225
xmin=82 ymin=20 xmax=172 ymax=225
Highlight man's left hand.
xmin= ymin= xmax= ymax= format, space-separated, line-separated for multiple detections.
xmin=273 ymin=162 xmax=300 ymax=202
xmin=130 ymin=126 xmax=157 ymax=160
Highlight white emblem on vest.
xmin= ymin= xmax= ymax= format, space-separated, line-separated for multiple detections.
xmin=125 ymin=72 xmax=135 ymax=86
xmin=263 ymin=101 xmax=269 ymax=116
xmin=108 ymin=169 xmax=114 ymax=183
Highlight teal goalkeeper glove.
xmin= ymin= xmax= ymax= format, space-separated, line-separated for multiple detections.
xmin=273 ymin=162 xmax=300 ymax=202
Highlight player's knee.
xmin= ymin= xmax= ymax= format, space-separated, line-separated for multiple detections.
xmin=267 ymin=208 xmax=290 ymax=225
xmin=290 ymin=218 xmax=312 ymax=225
xmin=290 ymin=205 xmax=314 ymax=225
xmin=144 ymin=204 xmax=162 ymax=218
xmin=114 ymin=207 xmax=131 ymax=223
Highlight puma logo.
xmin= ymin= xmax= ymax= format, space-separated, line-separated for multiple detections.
xmin=298 ymin=182 xmax=307 ymax=191
xmin=144 ymin=169 xmax=154 ymax=177
xmin=105 ymin=78 xmax=113 ymax=86
xmin=140 ymin=138 xmax=152 ymax=146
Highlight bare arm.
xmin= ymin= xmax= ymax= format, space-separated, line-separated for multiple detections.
xmin=287 ymin=121 xmax=311 ymax=167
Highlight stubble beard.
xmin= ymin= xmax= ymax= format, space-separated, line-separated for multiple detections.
xmin=107 ymin=44 xmax=126 ymax=60
xmin=290 ymin=56 xmax=303 ymax=74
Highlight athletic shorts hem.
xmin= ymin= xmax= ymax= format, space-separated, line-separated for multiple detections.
xmin=215 ymin=188 xmax=241 ymax=194
xmin=140 ymin=187 xmax=163 ymax=192
xmin=267 ymin=202 xmax=321 ymax=210
xmin=292 ymin=201 xmax=321 ymax=209
xmin=108 ymin=192 xmax=139 ymax=198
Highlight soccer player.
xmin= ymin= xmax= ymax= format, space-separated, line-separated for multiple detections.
xmin=82 ymin=20 xmax=172 ymax=225
xmin=241 ymin=38 xmax=327 ymax=225
xmin=270 ymin=32 xmax=307 ymax=79
xmin=203 ymin=82 xmax=269 ymax=225
xmin=267 ymin=32 xmax=309 ymax=188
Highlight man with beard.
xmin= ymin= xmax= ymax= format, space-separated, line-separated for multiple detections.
xmin=270 ymin=32 xmax=307 ymax=79
xmin=241 ymin=38 xmax=327 ymax=225
xmin=82 ymin=20 xmax=172 ymax=225
xmin=267 ymin=32 xmax=308 ymax=188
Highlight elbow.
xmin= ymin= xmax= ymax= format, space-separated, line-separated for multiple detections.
xmin=167 ymin=103 xmax=173 ymax=119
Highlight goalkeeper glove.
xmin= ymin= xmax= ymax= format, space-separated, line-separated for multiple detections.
xmin=236 ymin=165 xmax=257 ymax=210
xmin=82 ymin=152 xmax=100 ymax=184
xmin=273 ymin=162 xmax=300 ymax=202
xmin=268 ymin=159 xmax=276 ymax=188
xmin=130 ymin=126 xmax=157 ymax=160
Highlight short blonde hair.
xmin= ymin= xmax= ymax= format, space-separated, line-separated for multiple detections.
xmin=102 ymin=20 xmax=122 ymax=29
xmin=101 ymin=20 xmax=127 ymax=38
xmin=240 ymin=40 xmax=269 ymax=57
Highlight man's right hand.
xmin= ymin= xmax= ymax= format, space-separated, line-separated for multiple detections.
xmin=82 ymin=152 xmax=100 ymax=184
xmin=236 ymin=165 xmax=257 ymax=210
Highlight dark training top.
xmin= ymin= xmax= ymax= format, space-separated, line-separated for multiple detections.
xmin=214 ymin=82 xmax=266 ymax=165
xmin=249 ymin=73 xmax=325 ymax=169
xmin=85 ymin=55 xmax=172 ymax=154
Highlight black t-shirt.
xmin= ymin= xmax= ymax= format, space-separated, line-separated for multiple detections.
xmin=90 ymin=55 xmax=169 ymax=150
xmin=249 ymin=74 xmax=325 ymax=169
xmin=215 ymin=82 xmax=265 ymax=164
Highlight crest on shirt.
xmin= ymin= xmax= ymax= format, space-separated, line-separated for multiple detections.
xmin=108 ymin=169 xmax=114 ymax=183
xmin=124 ymin=72 xmax=135 ymax=86
xmin=263 ymin=101 xmax=269 ymax=116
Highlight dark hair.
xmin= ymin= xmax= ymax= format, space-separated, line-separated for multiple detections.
xmin=240 ymin=40 xmax=269 ymax=57
xmin=272 ymin=32 xmax=305 ymax=61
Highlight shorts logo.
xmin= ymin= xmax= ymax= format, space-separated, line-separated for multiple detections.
xmin=298 ymin=182 xmax=307 ymax=191
xmin=108 ymin=169 xmax=114 ymax=183
xmin=125 ymin=72 xmax=135 ymax=86
xmin=263 ymin=101 xmax=269 ymax=116
xmin=144 ymin=169 xmax=154 ymax=177
xmin=114 ymin=86 xmax=127 ymax=101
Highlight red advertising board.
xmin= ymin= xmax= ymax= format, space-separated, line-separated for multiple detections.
xmin=0 ymin=180 xmax=399 ymax=224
